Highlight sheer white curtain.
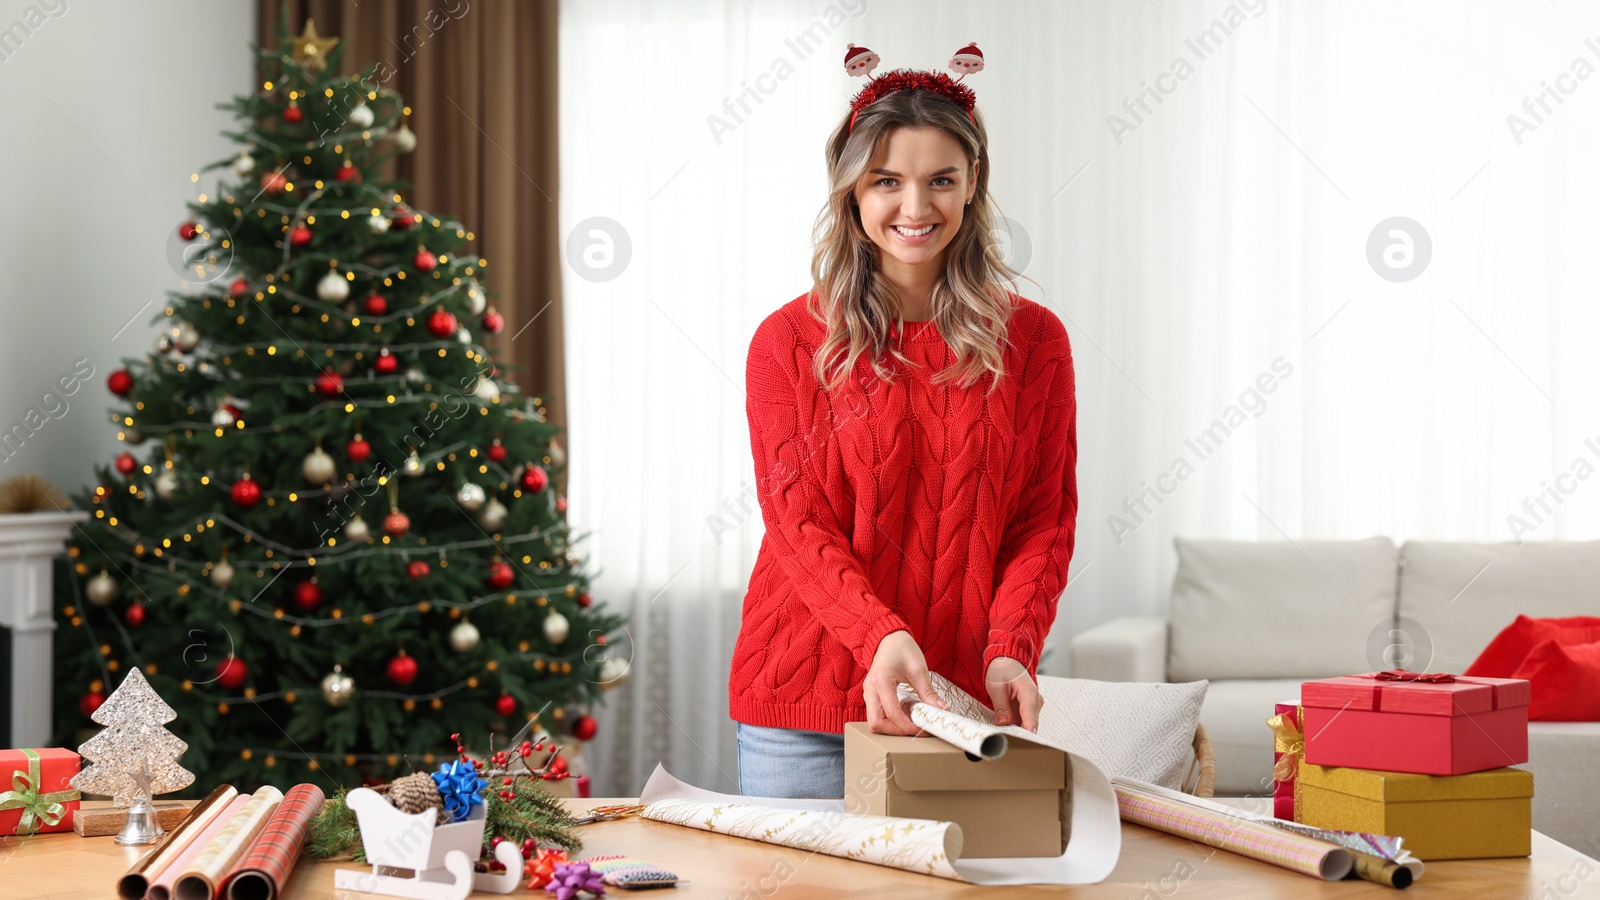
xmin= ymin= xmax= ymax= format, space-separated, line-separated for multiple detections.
xmin=559 ymin=0 xmax=1600 ymax=795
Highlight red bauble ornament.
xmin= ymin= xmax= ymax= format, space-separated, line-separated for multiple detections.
xmin=481 ymin=309 xmax=505 ymax=334
xmin=284 ymin=104 xmax=303 ymax=124
xmin=290 ymin=224 xmax=313 ymax=247
xmin=363 ymin=293 xmax=389 ymax=315
xmin=486 ymin=560 xmax=515 ymax=590
xmin=386 ymin=652 xmax=418 ymax=686
xmin=216 ymin=655 xmax=248 ymax=690
xmin=177 ymin=221 xmax=199 ymax=241
xmin=260 ymin=172 xmax=287 ymax=194
xmin=230 ymin=277 xmax=250 ymax=299
xmin=115 ymin=452 xmax=137 ymax=476
xmin=107 ymin=369 xmax=133 ymax=396
xmin=335 ymin=162 xmax=361 ymax=183
xmin=556 ymin=497 xmax=568 ymax=514
xmin=578 ymin=592 xmax=592 ymax=609
xmin=486 ymin=440 xmax=507 ymax=463
xmin=80 ymin=691 xmax=105 ymax=719
xmin=520 ymin=465 xmax=549 ymax=494
xmin=494 ymin=693 xmax=517 ymax=717
xmin=570 ymin=714 xmax=598 ymax=742
xmin=374 ymin=348 xmax=400 ymax=374
xmin=391 ymin=206 xmax=413 ymax=230
xmin=347 ymin=435 xmax=372 ymax=463
xmin=231 ymin=476 xmax=262 ymax=508
xmin=292 ymin=580 xmax=323 ymax=612
xmin=383 ymin=509 xmax=410 ymax=538
xmin=413 ymin=249 xmax=438 ymax=272
xmin=426 ymin=308 xmax=457 ymax=338
xmin=316 ymin=369 xmax=344 ymax=397
xmin=124 ymin=603 xmax=145 ymax=627
xmin=407 ymin=560 xmax=430 ymax=580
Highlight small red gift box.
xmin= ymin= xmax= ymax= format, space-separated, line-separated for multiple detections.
xmin=1266 ymin=701 xmax=1303 ymax=820
xmin=1301 ymin=671 xmax=1529 ymax=776
xmin=0 ymin=748 xmax=80 ymax=835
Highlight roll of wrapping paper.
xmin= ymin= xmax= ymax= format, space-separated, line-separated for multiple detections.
xmin=173 ymin=785 xmax=284 ymax=900
xmin=643 ymin=798 xmax=965 ymax=879
xmin=149 ymin=796 xmax=251 ymax=900
xmin=116 ymin=785 xmax=239 ymax=900
xmin=1115 ymin=782 xmax=1353 ymax=881
xmin=224 ymin=784 xmax=325 ymax=900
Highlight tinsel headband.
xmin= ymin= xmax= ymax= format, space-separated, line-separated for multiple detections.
xmin=845 ymin=42 xmax=985 ymax=134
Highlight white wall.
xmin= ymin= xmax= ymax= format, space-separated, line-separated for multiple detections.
xmin=0 ymin=0 xmax=255 ymax=493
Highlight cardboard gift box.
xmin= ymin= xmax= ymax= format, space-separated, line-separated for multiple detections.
xmin=1300 ymin=672 xmax=1528 ymax=775
xmin=1296 ymin=762 xmax=1533 ymax=860
xmin=843 ymin=721 xmax=1069 ymax=858
xmin=1266 ymin=701 xmax=1303 ymax=821
xmin=0 ymin=747 xmax=80 ymax=835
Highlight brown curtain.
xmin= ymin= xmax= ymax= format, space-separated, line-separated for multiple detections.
xmin=258 ymin=0 xmax=567 ymax=449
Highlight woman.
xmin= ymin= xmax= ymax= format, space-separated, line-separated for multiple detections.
xmin=727 ymin=45 xmax=1078 ymax=800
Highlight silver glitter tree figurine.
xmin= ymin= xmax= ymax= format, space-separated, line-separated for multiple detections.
xmin=70 ymin=669 xmax=195 ymax=807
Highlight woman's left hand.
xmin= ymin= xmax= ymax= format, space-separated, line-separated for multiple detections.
xmin=984 ymin=656 xmax=1044 ymax=731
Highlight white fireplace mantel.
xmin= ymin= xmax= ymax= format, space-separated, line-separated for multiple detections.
xmin=0 ymin=511 xmax=87 ymax=747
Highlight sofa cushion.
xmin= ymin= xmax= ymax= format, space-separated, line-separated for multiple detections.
xmin=1194 ymin=678 xmax=1306 ymax=796
xmin=1465 ymin=614 xmax=1600 ymax=677
xmin=1513 ymin=639 xmax=1600 ymax=721
xmin=1399 ymin=541 xmax=1600 ymax=674
xmin=1167 ymin=537 xmax=1398 ymax=682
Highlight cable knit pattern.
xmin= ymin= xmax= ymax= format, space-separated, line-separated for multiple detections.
xmin=729 ymin=291 xmax=1078 ymax=733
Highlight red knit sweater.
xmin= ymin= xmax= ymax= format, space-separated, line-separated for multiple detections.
xmin=728 ymin=291 xmax=1078 ymax=733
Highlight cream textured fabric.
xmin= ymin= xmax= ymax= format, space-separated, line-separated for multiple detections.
xmin=1037 ymin=676 xmax=1208 ymax=790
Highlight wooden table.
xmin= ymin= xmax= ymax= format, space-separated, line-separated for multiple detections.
xmin=5 ymin=798 xmax=1594 ymax=899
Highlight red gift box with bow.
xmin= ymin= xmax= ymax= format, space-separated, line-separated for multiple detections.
xmin=0 ymin=748 xmax=80 ymax=835
xmin=1301 ymin=670 xmax=1529 ymax=776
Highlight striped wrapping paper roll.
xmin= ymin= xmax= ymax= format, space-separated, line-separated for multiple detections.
xmin=117 ymin=785 xmax=238 ymax=900
xmin=1114 ymin=782 xmax=1352 ymax=881
xmin=223 ymin=784 xmax=325 ymax=900
xmin=174 ymin=785 xmax=284 ymax=900
xmin=149 ymin=796 xmax=251 ymax=900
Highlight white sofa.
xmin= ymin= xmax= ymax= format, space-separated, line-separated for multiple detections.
xmin=1071 ymin=537 xmax=1600 ymax=853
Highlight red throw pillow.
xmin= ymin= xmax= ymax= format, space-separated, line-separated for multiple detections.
xmin=1512 ymin=638 xmax=1600 ymax=721
xmin=1465 ymin=615 xmax=1600 ymax=677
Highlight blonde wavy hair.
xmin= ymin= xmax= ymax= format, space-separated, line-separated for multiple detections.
xmin=808 ymin=88 xmax=1028 ymax=395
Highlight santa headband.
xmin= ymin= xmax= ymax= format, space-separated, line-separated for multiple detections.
xmin=845 ymin=42 xmax=985 ymax=134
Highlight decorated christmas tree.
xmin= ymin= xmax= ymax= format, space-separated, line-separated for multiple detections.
xmin=51 ymin=16 xmax=626 ymax=794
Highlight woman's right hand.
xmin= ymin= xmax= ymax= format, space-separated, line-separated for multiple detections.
xmin=864 ymin=630 xmax=948 ymax=735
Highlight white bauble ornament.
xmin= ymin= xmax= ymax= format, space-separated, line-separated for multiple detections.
xmin=153 ymin=333 xmax=174 ymax=354
xmin=403 ymin=453 xmax=425 ymax=477
xmin=405 ymin=368 xmax=425 ymax=384
xmin=302 ymin=447 xmax=336 ymax=483
xmin=457 ymin=327 xmax=472 ymax=345
xmin=455 ymin=482 xmax=486 ymax=510
xmin=212 ymin=407 xmax=236 ymax=428
xmin=548 ymin=440 xmax=566 ymax=467
xmin=466 ymin=282 xmax=486 ymax=315
xmin=598 ymin=655 xmax=631 ymax=689
xmin=86 ymin=571 xmax=119 ymax=607
xmin=450 ymin=620 xmax=481 ymax=653
xmin=175 ymin=322 xmax=200 ymax=352
xmin=210 ymin=559 xmax=235 ymax=589
xmin=368 ymin=214 xmax=391 ymax=234
xmin=394 ymin=124 xmax=417 ymax=152
xmin=344 ymin=516 xmax=371 ymax=542
xmin=543 ymin=611 xmax=570 ymax=644
xmin=320 ymin=666 xmax=356 ymax=707
xmin=348 ymin=103 xmax=375 ymax=129
xmin=479 ymin=497 xmax=508 ymax=530
xmin=473 ymin=378 xmax=499 ymax=402
xmin=154 ymin=470 xmax=178 ymax=499
xmin=232 ymin=151 xmax=255 ymax=176
xmin=124 ymin=428 xmax=146 ymax=445
xmin=317 ymin=270 xmax=350 ymax=302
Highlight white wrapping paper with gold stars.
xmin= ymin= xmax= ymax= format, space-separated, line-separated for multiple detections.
xmin=638 ymin=676 xmax=1124 ymax=886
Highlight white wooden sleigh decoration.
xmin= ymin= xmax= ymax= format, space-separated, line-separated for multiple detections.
xmin=332 ymin=786 xmax=522 ymax=899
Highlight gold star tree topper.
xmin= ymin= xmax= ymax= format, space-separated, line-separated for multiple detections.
xmin=292 ymin=18 xmax=340 ymax=72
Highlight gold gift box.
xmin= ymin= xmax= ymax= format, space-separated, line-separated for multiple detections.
xmin=1297 ymin=763 xmax=1533 ymax=861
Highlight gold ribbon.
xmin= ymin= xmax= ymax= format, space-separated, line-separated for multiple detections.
xmin=0 ymin=749 xmax=78 ymax=835
xmin=1266 ymin=709 xmax=1304 ymax=783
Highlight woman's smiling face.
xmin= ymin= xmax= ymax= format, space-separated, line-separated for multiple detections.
xmin=852 ymin=125 xmax=978 ymax=276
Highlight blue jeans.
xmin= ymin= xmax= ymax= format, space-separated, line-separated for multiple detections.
xmin=736 ymin=722 xmax=845 ymax=799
